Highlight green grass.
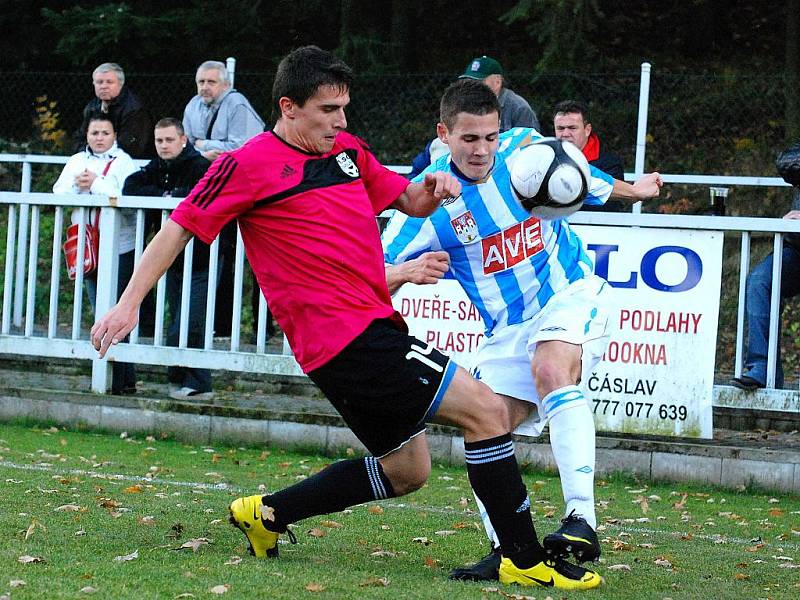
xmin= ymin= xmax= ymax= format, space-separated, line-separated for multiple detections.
xmin=0 ymin=423 xmax=798 ymax=599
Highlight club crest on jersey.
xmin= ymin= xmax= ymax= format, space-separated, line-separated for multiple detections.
xmin=451 ymin=211 xmax=479 ymax=244
xmin=335 ymin=152 xmax=360 ymax=178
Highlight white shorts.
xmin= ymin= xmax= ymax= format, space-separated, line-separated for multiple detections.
xmin=471 ymin=275 xmax=611 ymax=437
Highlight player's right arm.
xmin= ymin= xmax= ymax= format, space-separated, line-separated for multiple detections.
xmin=91 ymin=219 xmax=192 ymax=357
xmin=385 ymin=251 xmax=450 ymax=294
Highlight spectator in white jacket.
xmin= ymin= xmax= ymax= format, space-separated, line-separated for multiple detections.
xmin=53 ymin=113 xmax=139 ymax=394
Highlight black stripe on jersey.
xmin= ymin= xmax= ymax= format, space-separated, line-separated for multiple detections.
xmin=254 ymin=148 xmax=360 ymax=208
xmin=191 ymin=155 xmax=237 ymax=210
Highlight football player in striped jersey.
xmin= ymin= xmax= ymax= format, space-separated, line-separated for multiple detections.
xmin=384 ymin=78 xmax=662 ymax=582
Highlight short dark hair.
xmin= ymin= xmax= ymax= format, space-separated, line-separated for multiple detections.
xmin=155 ymin=117 xmax=185 ymax=135
xmin=439 ymin=79 xmax=500 ymax=130
xmin=553 ymin=100 xmax=590 ymax=123
xmin=86 ymin=112 xmax=115 ymax=132
xmin=272 ymin=46 xmax=354 ymax=119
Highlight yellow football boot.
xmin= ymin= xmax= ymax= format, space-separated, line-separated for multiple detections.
xmin=228 ymin=495 xmax=279 ymax=558
xmin=499 ymin=556 xmax=602 ymax=590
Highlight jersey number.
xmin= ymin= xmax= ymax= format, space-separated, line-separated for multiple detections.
xmin=405 ymin=344 xmax=444 ymax=373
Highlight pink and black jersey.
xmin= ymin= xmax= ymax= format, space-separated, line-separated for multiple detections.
xmin=170 ymin=131 xmax=410 ymax=372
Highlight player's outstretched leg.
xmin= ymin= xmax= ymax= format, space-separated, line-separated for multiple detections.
xmin=229 ymin=455 xmax=398 ymax=557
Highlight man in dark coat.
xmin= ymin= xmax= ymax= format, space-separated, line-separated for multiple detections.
xmin=553 ymin=100 xmax=625 ymax=212
xmin=75 ymin=63 xmax=153 ymax=158
xmin=123 ymin=117 xmax=219 ymax=399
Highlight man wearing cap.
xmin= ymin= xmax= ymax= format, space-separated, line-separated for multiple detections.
xmin=460 ymin=55 xmax=539 ymax=132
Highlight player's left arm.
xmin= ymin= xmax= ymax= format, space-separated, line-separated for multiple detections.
xmin=610 ymin=172 xmax=663 ymax=202
xmin=391 ymin=172 xmax=462 ymax=217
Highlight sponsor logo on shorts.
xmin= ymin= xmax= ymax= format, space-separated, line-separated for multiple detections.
xmin=482 ymin=216 xmax=543 ymax=274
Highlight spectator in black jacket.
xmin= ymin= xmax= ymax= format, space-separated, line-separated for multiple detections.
xmin=553 ymin=100 xmax=625 ymax=212
xmin=123 ymin=118 xmax=221 ymax=400
xmin=75 ymin=63 xmax=153 ymax=159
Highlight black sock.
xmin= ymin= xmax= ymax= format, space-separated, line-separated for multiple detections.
xmin=261 ymin=457 xmax=395 ymax=531
xmin=465 ymin=433 xmax=543 ymax=568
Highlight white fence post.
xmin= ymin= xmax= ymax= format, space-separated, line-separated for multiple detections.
xmin=633 ymin=62 xmax=652 ymax=215
xmin=226 ymin=57 xmax=236 ymax=87
xmin=13 ymin=162 xmax=32 ymax=326
xmin=91 ymin=204 xmax=121 ymax=393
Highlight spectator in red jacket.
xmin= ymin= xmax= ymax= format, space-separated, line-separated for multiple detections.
xmin=553 ymin=100 xmax=625 ymax=212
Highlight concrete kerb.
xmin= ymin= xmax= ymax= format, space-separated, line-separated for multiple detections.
xmin=0 ymin=390 xmax=798 ymax=495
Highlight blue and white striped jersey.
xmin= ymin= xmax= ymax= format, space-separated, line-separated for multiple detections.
xmin=382 ymin=128 xmax=615 ymax=336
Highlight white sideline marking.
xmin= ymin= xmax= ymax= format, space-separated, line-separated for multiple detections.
xmin=0 ymin=460 xmax=236 ymax=491
xmin=2 ymin=460 xmax=798 ymax=552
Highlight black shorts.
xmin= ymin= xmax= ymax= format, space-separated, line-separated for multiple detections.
xmin=307 ymin=318 xmax=457 ymax=458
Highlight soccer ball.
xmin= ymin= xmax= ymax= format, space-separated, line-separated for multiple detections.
xmin=509 ymin=137 xmax=591 ymax=220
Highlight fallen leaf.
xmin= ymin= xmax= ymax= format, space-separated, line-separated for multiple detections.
xmin=638 ymin=543 xmax=655 ymax=549
xmin=124 ymin=485 xmax=143 ymax=494
xmin=612 ymin=540 xmax=632 ymax=551
xmin=25 ymin=519 xmax=46 ymax=540
xmin=307 ymin=528 xmax=326 ymax=538
xmin=320 ymin=520 xmax=342 ymax=529
xmin=98 ymin=499 xmax=121 ymax=509
xmin=209 ymin=584 xmax=230 ymax=594
xmin=359 ymin=576 xmax=389 ymax=587
xmin=80 ymin=586 xmax=97 ymax=594
xmin=435 ymin=530 xmax=456 ymax=536
xmin=9 ymin=580 xmax=25 ymax=588
xmin=368 ymin=505 xmax=384 ymax=515
xmin=734 ymin=573 xmax=749 ymax=580
xmin=412 ymin=537 xmax=431 ymax=546
xmin=672 ymin=494 xmax=688 ymax=510
xmin=138 ymin=516 xmax=156 ymax=526
xmin=55 ymin=504 xmax=83 ymax=512
xmin=224 ymin=556 xmax=242 ymax=565
xmin=175 ymin=595 xmax=195 ymax=599
xmin=260 ymin=505 xmax=275 ymax=522
xmin=423 ymin=556 xmax=439 ymax=568
xmin=305 ymin=583 xmax=325 ymax=592
xmin=18 ymin=555 xmax=45 ymax=564
xmin=459 ymin=497 xmax=469 ymax=507
xmin=654 ymin=558 xmax=673 ymax=569
xmin=745 ymin=543 xmax=766 ymax=552
xmin=608 ymin=564 xmax=632 ymax=571
xmin=371 ymin=550 xmax=397 ymax=557
xmin=175 ymin=538 xmax=211 ymax=552
xmin=769 ymin=509 xmax=784 ymax=517
xmin=113 ymin=550 xmax=139 ymax=562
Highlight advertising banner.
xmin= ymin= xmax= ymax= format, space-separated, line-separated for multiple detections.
xmin=392 ymin=225 xmax=723 ymax=438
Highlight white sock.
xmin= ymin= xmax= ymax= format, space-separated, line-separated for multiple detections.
xmin=473 ymin=491 xmax=500 ymax=548
xmin=546 ymin=386 xmax=597 ymax=529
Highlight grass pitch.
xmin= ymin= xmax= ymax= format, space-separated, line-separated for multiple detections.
xmin=0 ymin=422 xmax=798 ymax=599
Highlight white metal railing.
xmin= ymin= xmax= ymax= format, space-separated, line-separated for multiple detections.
xmin=0 ymin=189 xmax=303 ymax=394
xmin=1 ymin=185 xmax=798 ymax=407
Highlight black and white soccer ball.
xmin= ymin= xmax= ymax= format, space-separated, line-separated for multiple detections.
xmin=509 ymin=137 xmax=591 ymax=220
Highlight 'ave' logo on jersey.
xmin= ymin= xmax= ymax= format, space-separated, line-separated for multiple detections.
xmin=481 ymin=216 xmax=543 ymax=274
xmin=335 ymin=152 xmax=359 ymax=177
